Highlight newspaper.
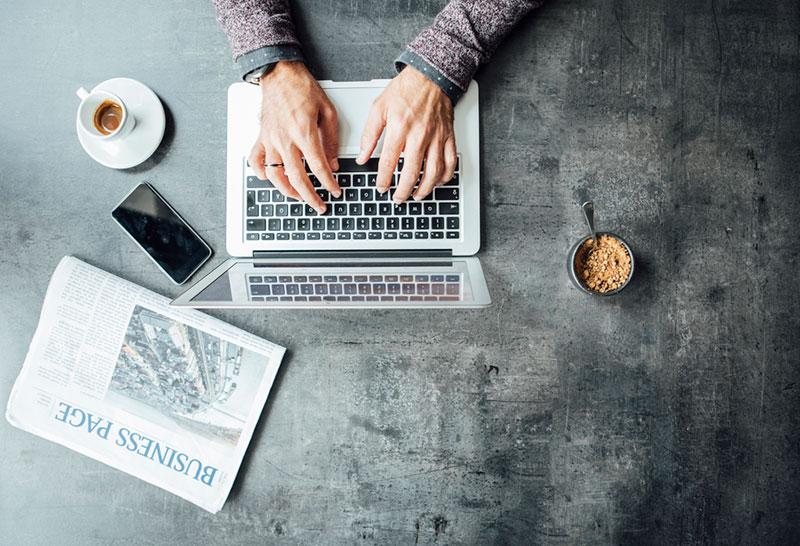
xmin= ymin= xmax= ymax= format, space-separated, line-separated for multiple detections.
xmin=5 ymin=256 xmax=285 ymax=513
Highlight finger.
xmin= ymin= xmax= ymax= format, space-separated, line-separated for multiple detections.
xmin=283 ymin=146 xmax=326 ymax=213
xmin=376 ymin=128 xmax=403 ymax=193
xmin=414 ymin=141 xmax=444 ymax=201
xmin=262 ymin=144 xmax=302 ymax=200
xmin=249 ymin=141 xmax=268 ymax=180
xmin=442 ymin=135 xmax=457 ymax=183
xmin=393 ymin=142 xmax=425 ymax=204
xmin=319 ymin=105 xmax=339 ymax=172
xmin=357 ymin=102 xmax=385 ymax=164
xmin=301 ymin=129 xmax=341 ymax=198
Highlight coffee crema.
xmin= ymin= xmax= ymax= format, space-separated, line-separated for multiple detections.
xmin=93 ymin=100 xmax=124 ymax=135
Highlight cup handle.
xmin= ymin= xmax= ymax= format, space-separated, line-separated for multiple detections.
xmin=76 ymin=87 xmax=89 ymax=100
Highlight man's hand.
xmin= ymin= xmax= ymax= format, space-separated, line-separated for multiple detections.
xmin=357 ymin=66 xmax=456 ymax=204
xmin=249 ymin=61 xmax=340 ymax=214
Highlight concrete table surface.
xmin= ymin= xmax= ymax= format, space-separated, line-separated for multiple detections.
xmin=1 ymin=1 xmax=799 ymax=544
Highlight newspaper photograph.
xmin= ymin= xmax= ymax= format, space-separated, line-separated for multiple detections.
xmin=5 ymin=256 xmax=286 ymax=513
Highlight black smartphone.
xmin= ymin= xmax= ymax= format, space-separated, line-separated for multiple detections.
xmin=112 ymin=183 xmax=212 ymax=285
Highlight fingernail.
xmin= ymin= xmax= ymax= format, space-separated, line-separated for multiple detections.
xmin=356 ymin=150 xmax=365 ymax=164
xmin=332 ymin=159 xmax=339 ymax=171
xmin=334 ymin=190 xmax=342 ymax=198
xmin=318 ymin=205 xmax=326 ymax=214
xmin=377 ymin=187 xmax=386 ymax=194
xmin=413 ymin=194 xmax=422 ymax=201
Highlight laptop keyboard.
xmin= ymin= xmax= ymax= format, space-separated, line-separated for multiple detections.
xmin=247 ymin=273 xmax=463 ymax=303
xmin=244 ymin=157 xmax=461 ymax=242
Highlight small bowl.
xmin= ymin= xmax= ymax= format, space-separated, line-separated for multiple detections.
xmin=567 ymin=231 xmax=635 ymax=296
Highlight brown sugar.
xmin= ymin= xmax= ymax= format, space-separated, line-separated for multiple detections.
xmin=575 ymin=234 xmax=632 ymax=293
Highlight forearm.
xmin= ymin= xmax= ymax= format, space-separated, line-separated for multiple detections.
xmin=212 ymin=0 xmax=304 ymax=80
xmin=398 ymin=0 xmax=544 ymax=102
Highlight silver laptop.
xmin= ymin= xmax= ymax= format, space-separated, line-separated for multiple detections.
xmin=172 ymin=80 xmax=490 ymax=309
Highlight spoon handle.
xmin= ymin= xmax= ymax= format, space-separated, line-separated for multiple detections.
xmin=581 ymin=201 xmax=598 ymax=248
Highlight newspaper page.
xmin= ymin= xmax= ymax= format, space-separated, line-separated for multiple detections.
xmin=5 ymin=256 xmax=286 ymax=513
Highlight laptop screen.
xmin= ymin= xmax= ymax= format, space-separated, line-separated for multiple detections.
xmin=179 ymin=258 xmax=489 ymax=308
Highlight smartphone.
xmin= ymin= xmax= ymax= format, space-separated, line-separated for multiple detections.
xmin=112 ymin=183 xmax=212 ymax=284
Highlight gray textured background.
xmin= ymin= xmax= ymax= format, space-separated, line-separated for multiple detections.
xmin=1 ymin=0 xmax=799 ymax=544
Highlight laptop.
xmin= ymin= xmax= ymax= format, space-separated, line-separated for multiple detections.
xmin=172 ymin=80 xmax=490 ymax=309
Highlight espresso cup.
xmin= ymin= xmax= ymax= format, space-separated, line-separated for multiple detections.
xmin=76 ymin=87 xmax=135 ymax=140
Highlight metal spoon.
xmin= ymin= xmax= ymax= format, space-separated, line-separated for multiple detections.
xmin=581 ymin=201 xmax=599 ymax=253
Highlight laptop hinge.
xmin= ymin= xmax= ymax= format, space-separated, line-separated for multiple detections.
xmin=252 ymin=249 xmax=453 ymax=259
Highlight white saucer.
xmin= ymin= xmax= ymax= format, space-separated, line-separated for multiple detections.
xmin=76 ymin=78 xmax=166 ymax=169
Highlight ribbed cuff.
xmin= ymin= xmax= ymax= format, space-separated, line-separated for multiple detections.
xmin=395 ymin=49 xmax=464 ymax=104
xmin=235 ymin=44 xmax=305 ymax=82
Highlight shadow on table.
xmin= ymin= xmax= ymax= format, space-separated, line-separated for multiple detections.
xmin=227 ymin=349 xmax=293 ymax=503
xmin=125 ymin=96 xmax=176 ymax=173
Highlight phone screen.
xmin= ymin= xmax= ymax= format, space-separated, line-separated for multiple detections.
xmin=112 ymin=183 xmax=212 ymax=284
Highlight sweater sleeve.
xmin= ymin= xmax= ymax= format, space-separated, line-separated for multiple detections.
xmin=212 ymin=0 xmax=305 ymax=79
xmin=397 ymin=0 xmax=544 ymax=102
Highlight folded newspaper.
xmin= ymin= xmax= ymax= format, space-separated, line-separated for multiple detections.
xmin=6 ymin=256 xmax=285 ymax=513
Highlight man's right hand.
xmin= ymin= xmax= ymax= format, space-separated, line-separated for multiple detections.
xmin=249 ymin=61 xmax=340 ymax=214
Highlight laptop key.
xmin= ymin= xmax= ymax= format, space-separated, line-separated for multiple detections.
xmin=394 ymin=203 xmax=407 ymax=215
xmin=400 ymin=275 xmax=413 ymax=282
xmin=379 ymin=203 xmax=392 ymax=216
xmin=257 ymin=190 xmax=270 ymax=202
xmin=342 ymin=218 xmax=355 ymax=230
xmin=291 ymin=233 xmax=305 ymax=240
xmin=416 ymin=217 xmax=429 ymax=230
xmin=354 ymin=275 xmax=368 ymax=282
xmin=272 ymin=285 xmax=286 ymax=295
xmin=317 ymin=189 xmax=329 ymax=202
xmin=409 ymin=202 xmax=422 ymax=215
xmin=314 ymin=284 xmax=328 ymax=295
xmin=376 ymin=190 xmax=389 ymax=201
xmin=368 ymin=232 xmax=382 ymax=239
xmin=446 ymin=275 xmax=460 ymax=282
xmin=250 ymin=285 xmax=270 ymax=295
xmin=358 ymin=284 xmax=372 ymax=295
xmin=447 ymin=217 xmax=459 ymax=229
xmin=401 ymin=218 xmax=414 ymax=230
xmin=286 ymin=284 xmax=299 ymax=295
xmin=336 ymin=296 xmax=351 ymax=301
xmin=322 ymin=232 xmax=335 ymax=240
xmin=431 ymin=231 xmax=444 ymax=239
xmin=399 ymin=232 xmax=412 ymax=239
xmin=312 ymin=218 xmax=325 ymax=230
xmin=308 ymin=232 xmax=320 ymax=240
xmin=432 ymin=217 xmax=444 ymax=230
xmin=385 ymin=232 xmax=397 ymax=239
xmin=324 ymin=275 xmax=337 ymax=282
xmin=247 ymin=176 xmax=270 ymax=188
xmin=298 ymin=218 xmax=310 ymax=230
xmin=388 ymin=283 xmax=401 ymax=294
xmin=446 ymin=231 xmax=459 ymax=239
xmin=337 ymin=232 xmax=351 ymax=240
xmin=334 ymin=203 xmax=347 ymax=216
xmin=367 ymin=174 xmax=377 ymax=186
xmin=446 ymin=283 xmax=459 ymax=294
xmin=339 ymin=275 xmax=353 ymax=282
xmin=349 ymin=204 xmax=362 ymax=216
xmin=373 ymin=284 xmax=386 ymax=294
xmin=418 ymin=284 xmax=430 ymax=295
xmin=402 ymin=284 xmax=415 ymax=294
xmin=443 ymin=173 xmax=459 ymax=186
xmin=423 ymin=203 xmax=437 ymax=215
xmin=372 ymin=218 xmax=384 ymax=230
xmin=293 ymin=276 xmax=307 ymax=282
xmin=357 ymin=218 xmax=369 ymax=230
xmin=414 ymin=232 xmax=428 ymax=239
xmin=345 ymin=189 xmax=358 ymax=201
xmin=440 ymin=203 xmax=459 ymax=215
xmin=432 ymin=284 xmax=445 ymax=295
xmin=276 ymin=204 xmax=289 ymax=216
xmin=247 ymin=219 xmax=266 ymax=231
xmin=353 ymin=232 xmax=366 ymax=239
xmin=344 ymin=284 xmax=357 ymax=294
xmin=353 ymin=174 xmax=366 ymax=186
xmin=283 ymin=219 xmax=295 ymax=231
xmin=364 ymin=203 xmax=377 ymax=215
xmin=435 ymin=187 xmax=459 ymax=201
xmin=271 ymin=190 xmax=285 ymax=202
xmin=327 ymin=218 xmax=340 ymax=230
xmin=330 ymin=284 xmax=343 ymax=295
xmin=337 ymin=174 xmax=351 ymax=187
xmin=262 ymin=204 xmax=274 ymax=217
xmin=277 ymin=233 xmax=289 ymax=240
xmin=301 ymin=284 xmax=314 ymax=295
xmin=387 ymin=217 xmax=399 ymax=230
xmin=305 ymin=205 xmax=317 ymax=216
xmin=360 ymin=189 xmax=374 ymax=201
xmin=246 ymin=233 xmax=260 ymax=240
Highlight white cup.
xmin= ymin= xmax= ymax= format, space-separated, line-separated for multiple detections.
xmin=76 ymin=86 xmax=135 ymax=140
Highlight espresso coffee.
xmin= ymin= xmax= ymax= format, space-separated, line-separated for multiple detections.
xmin=93 ymin=100 xmax=124 ymax=135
